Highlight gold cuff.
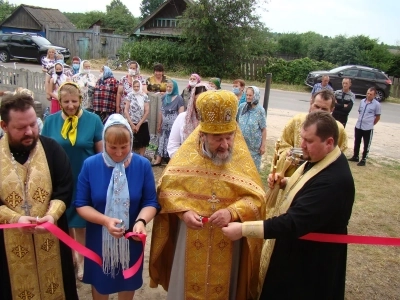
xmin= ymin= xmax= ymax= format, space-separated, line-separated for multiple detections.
xmin=242 ymin=221 xmax=264 ymax=238
xmin=46 ymin=200 xmax=66 ymax=222
xmin=0 ymin=206 xmax=22 ymax=224
xmin=227 ymin=207 xmax=239 ymax=221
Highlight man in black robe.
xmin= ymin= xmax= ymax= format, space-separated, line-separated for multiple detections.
xmin=222 ymin=111 xmax=355 ymax=300
xmin=0 ymin=92 xmax=78 ymax=300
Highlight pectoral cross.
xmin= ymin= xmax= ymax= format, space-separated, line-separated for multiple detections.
xmin=208 ymin=193 xmax=220 ymax=211
xmin=21 ymin=201 xmax=32 ymax=216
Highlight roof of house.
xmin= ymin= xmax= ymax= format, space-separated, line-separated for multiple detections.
xmin=0 ymin=4 xmax=76 ymax=29
xmin=131 ymin=0 xmax=193 ymax=37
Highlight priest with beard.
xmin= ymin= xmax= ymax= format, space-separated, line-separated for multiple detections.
xmin=0 ymin=92 xmax=78 ymax=300
xmin=149 ymin=90 xmax=266 ymax=300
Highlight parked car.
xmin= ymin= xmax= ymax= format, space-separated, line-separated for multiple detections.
xmin=0 ymin=33 xmax=70 ymax=64
xmin=305 ymin=65 xmax=392 ymax=101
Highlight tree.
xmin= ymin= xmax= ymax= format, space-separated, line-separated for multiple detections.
xmin=140 ymin=0 xmax=165 ymax=20
xmin=105 ymin=0 xmax=139 ymax=34
xmin=0 ymin=0 xmax=16 ymax=22
xmin=178 ymin=0 xmax=268 ymax=77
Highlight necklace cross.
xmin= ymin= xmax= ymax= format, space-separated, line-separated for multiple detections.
xmin=21 ymin=201 xmax=32 ymax=216
xmin=208 ymin=193 xmax=220 ymax=211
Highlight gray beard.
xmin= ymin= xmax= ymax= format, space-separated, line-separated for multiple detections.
xmin=202 ymin=141 xmax=233 ymax=166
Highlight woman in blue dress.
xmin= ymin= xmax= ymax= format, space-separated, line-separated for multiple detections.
xmin=41 ymin=82 xmax=103 ymax=280
xmin=237 ymin=86 xmax=267 ymax=171
xmin=75 ymin=114 xmax=159 ymax=299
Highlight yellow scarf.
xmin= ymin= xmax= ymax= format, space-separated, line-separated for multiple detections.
xmin=61 ymin=115 xmax=78 ymax=146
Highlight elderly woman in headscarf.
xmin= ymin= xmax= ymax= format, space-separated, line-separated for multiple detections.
xmin=42 ymin=82 xmax=104 ymax=280
xmin=75 ymin=113 xmax=159 ymax=299
xmin=72 ymin=60 xmax=97 ymax=111
xmin=116 ymin=61 xmax=146 ymax=114
xmin=152 ymin=79 xmax=184 ymax=166
xmin=167 ymin=82 xmax=212 ymax=157
xmin=93 ymin=66 xmax=119 ymax=124
xmin=209 ymin=77 xmax=221 ymax=90
xmin=237 ymin=86 xmax=267 ymax=171
xmin=181 ymin=73 xmax=201 ymax=108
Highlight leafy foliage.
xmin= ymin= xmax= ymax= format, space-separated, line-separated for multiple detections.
xmin=140 ymin=0 xmax=165 ymax=20
xmin=178 ymin=0 xmax=268 ymax=77
xmin=63 ymin=0 xmax=138 ymax=34
xmin=0 ymin=0 xmax=16 ymax=22
xmin=257 ymin=57 xmax=336 ymax=85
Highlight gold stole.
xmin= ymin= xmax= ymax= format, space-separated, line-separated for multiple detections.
xmin=258 ymin=146 xmax=342 ymax=295
xmin=0 ymin=135 xmax=65 ymax=300
xmin=150 ymin=127 xmax=266 ymax=300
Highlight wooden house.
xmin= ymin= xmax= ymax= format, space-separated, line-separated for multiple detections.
xmin=132 ymin=0 xmax=194 ymax=38
xmin=0 ymin=4 xmax=75 ymax=37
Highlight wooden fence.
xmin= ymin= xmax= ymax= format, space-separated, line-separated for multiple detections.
xmin=46 ymin=26 xmax=129 ymax=60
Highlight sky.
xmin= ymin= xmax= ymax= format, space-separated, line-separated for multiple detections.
xmin=7 ymin=0 xmax=400 ymax=46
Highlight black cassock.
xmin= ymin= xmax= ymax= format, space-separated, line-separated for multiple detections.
xmin=261 ymin=153 xmax=355 ymax=300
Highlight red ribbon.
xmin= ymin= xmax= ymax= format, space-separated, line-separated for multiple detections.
xmin=300 ymin=233 xmax=400 ymax=247
xmin=123 ymin=232 xmax=146 ymax=279
xmin=0 ymin=222 xmax=146 ymax=278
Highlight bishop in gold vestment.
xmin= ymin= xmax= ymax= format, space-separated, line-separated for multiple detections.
xmin=149 ymin=90 xmax=266 ymax=300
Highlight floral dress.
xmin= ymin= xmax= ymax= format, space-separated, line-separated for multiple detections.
xmin=157 ymin=96 xmax=184 ymax=159
xmin=237 ymin=103 xmax=266 ymax=170
xmin=119 ymin=75 xmax=145 ymax=112
xmin=73 ymin=72 xmax=97 ymax=110
xmin=146 ymin=75 xmax=170 ymax=93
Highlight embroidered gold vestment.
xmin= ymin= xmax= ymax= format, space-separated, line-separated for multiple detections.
xmin=0 ymin=135 xmax=66 ymax=300
xmin=274 ymin=113 xmax=347 ymax=176
xmin=149 ymin=127 xmax=266 ymax=300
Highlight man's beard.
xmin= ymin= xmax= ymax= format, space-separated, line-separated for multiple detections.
xmin=8 ymin=134 xmax=38 ymax=153
xmin=204 ymin=140 xmax=233 ymax=166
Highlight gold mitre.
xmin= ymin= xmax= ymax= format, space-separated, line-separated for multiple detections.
xmin=197 ymin=90 xmax=238 ymax=134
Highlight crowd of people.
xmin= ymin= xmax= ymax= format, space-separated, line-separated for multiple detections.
xmin=0 ymin=52 xmax=383 ymax=299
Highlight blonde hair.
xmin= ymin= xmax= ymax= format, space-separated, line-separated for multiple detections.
xmin=14 ymin=88 xmax=34 ymax=99
xmin=105 ymin=125 xmax=130 ymax=145
xmin=47 ymin=48 xmax=56 ymax=58
xmin=58 ymin=82 xmax=82 ymax=103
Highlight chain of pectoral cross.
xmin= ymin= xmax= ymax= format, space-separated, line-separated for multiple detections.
xmin=11 ymin=154 xmax=33 ymax=216
xmin=203 ymin=161 xmax=222 ymax=212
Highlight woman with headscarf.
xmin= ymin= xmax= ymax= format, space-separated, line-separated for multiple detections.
xmin=41 ymin=82 xmax=104 ymax=281
xmin=75 ymin=113 xmax=159 ymax=299
xmin=167 ymin=82 xmax=212 ymax=157
xmin=124 ymin=80 xmax=150 ymax=156
xmin=181 ymin=73 xmax=201 ymax=108
xmin=72 ymin=60 xmax=97 ymax=111
xmin=93 ymin=66 xmax=119 ymax=124
xmin=209 ymin=77 xmax=222 ymax=90
xmin=116 ymin=61 xmax=146 ymax=114
xmin=48 ymin=62 xmax=71 ymax=114
xmin=237 ymin=86 xmax=267 ymax=171
xmin=152 ymin=79 xmax=184 ymax=166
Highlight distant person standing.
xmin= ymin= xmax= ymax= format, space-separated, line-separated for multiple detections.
xmin=311 ymin=75 xmax=333 ymax=99
xmin=348 ymin=87 xmax=381 ymax=166
xmin=332 ymin=78 xmax=355 ymax=127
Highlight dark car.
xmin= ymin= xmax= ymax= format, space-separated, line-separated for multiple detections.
xmin=0 ymin=33 xmax=70 ymax=64
xmin=305 ymin=65 xmax=392 ymax=101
